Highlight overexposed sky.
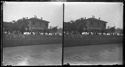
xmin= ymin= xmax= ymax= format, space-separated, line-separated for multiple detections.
xmin=3 ymin=2 xmax=63 ymax=28
xmin=3 ymin=2 xmax=123 ymax=29
xmin=65 ymin=2 xmax=123 ymax=29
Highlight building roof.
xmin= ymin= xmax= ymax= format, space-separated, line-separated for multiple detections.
xmin=86 ymin=17 xmax=108 ymax=23
xmin=29 ymin=17 xmax=49 ymax=23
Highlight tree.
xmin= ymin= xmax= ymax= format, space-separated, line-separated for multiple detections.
xmin=3 ymin=22 xmax=17 ymax=33
xmin=50 ymin=26 xmax=58 ymax=33
xmin=16 ymin=18 xmax=29 ymax=33
xmin=106 ymin=26 xmax=116 ymax=33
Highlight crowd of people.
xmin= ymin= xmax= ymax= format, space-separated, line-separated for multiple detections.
xmin=64 ymin=32 xmax=123 ymax=41
xmin=3 ymin=32 xmax=62 ymax=40
xmin=3 ymin=31 xmax=123 ymax=41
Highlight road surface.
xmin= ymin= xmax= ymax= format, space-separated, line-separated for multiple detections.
xmin=3 ymin=44 xmax=62 ymax=66
xmin=64 ymin=43 xmax=122 ymax=65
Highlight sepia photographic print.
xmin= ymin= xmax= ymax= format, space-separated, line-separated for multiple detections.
xmin=1 ymin=1 xmax=123 ymax=66
xmin=64 ymin=2 xmax=123 ymax=65
xmin=2 ymin=2 xmax=62 ymax=66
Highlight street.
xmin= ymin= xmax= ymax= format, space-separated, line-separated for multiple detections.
xmin=3 ymin=44 xmax=62 ymax=66
xmin=64 ymin=43 xmax=122 ymax=65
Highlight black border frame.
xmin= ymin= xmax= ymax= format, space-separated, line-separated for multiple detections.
xmin=1 ymin=0 xmax=124 ymax=66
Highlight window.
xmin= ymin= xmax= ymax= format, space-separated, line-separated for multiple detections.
xmin=45 ymin=24 xmax=48 ymax=27
xmin=32 ymin=22 xmax=35 ymax=25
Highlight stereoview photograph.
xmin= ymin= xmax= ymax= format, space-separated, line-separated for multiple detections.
xmin=64 ymin=2 xmax=123 ymax=65
xmin=2 ymin=2 xmax=123 ymax=66
xmin=3 ymin=2 xmax=63 ymax=66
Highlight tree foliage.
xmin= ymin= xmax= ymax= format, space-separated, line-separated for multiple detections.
xmin=3 ymin=17 xmax=29 ymax=33
xmin=49 ymin=26 xmax=58 ymax=33
xmin=64 ymin=18 xmax=86 ymax=34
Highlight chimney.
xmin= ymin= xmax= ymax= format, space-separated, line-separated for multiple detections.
xmin=34 ymin=15 xmax=37 ymax=18
xmin=92 ymin=15 xmax=95 ymax=18
xmin=99 ymin=17 xmax=100 ymax=20
xmin=26 ymin=17 xmax=28 ymax=19
xmin=85 ymin=17 xmax=86 ymax=19
xmin=41 ymin=17 xmax=43 ymax=20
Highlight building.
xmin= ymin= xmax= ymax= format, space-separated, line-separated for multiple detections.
xmin=85 ymin=16 xmax=107 ymax=32
xmin=27 ymin=17 xmax=49 ymax=32
xmin=64 ymin=16 xmax=108 ymax=33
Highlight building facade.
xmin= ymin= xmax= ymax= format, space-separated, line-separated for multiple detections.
xmin=85 ymin=16 xmax=107 ymax=32
xmin=64 ymin=16 xmax=108 ymax=33
xmin=27 ymin=17 xmax=49 ymax=32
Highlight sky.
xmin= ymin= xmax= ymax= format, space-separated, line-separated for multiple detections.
xmin=3 ymin=2 xmax=123 ymax=29
xmin=65 ymin=2 xmax=123 ymax=29
xmin=3 ymin=2 xmax=63 ymax=28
